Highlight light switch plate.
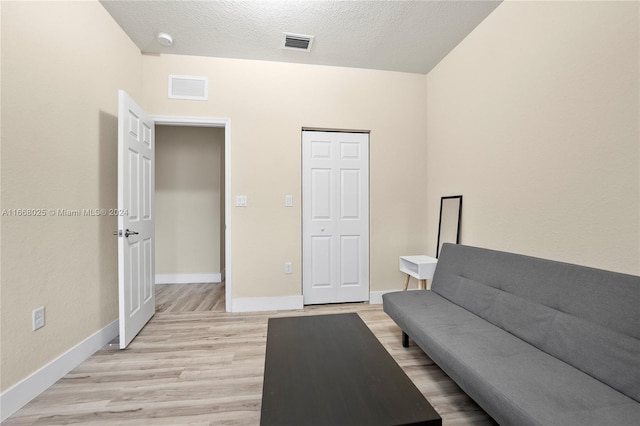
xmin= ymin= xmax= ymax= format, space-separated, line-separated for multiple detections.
xmin=32 ymin=306 xmax=45 ymax=331
xmin=285 ymin=195 xmax=293 ymax=207
xmin=236 ymin=195 xmax=248 ymax=207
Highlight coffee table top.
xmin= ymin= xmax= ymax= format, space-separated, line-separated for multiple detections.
xmin=260 ymin=312 xmax=441 ymax=425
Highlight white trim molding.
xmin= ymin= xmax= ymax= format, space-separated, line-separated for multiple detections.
xmin=152 ymin=115 xmax=226 ymax=127
xmin=231 ymin=295 xmax=303 ymax=312
xmin=155 ymin=273 xmax=223 ymax=284
xmin=0 ymin=320 xmax=119 ymax=422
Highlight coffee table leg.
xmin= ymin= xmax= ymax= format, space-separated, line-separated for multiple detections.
xmin=403 ymin=274 xmax=411 ymax=290
xmin=419 ymin=279 xmax=426 ymax=290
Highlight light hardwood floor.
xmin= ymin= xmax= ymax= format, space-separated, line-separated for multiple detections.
xmin=155 ymin=283 xmax=226 ymax=313
xmin=4 ymin=284 xmax=496 ymax=425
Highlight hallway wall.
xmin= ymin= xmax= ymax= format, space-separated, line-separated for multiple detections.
xmin=155 ymin=126 xmax=225 ymax=278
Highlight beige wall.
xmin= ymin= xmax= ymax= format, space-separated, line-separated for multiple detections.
xmin=155 ymin=126 xmax=224 ymax=275
xmin=142 ymin=55 xmax=429 ymax=298
xmin=426 ymin=1 xmax=639 ymax=274
xmin=1 ymin=1 xmax=142 ymax=391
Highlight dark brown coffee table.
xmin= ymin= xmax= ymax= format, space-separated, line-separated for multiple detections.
xmin=260 ymin=312 xmax=441 ymax=425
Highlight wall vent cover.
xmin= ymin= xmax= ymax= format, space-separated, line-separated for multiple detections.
xmin=283 ymin=33 xmax=314 ymax=51
xmin=168 ymin=75 xmax=208 ymax=100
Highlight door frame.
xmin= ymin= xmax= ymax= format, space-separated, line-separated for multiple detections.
xmin=151 ymin=115 xmax=232 ymax=312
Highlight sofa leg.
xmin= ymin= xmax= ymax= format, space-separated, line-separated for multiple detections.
xmin=402 ymin=331 xmax=409 ymax=348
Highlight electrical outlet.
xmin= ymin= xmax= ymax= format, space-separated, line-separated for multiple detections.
xmin=235 ymin=195 xmax=248 ymax=207
xmin=32 ymin=306 xmax=45 ymax=331
xmin=284 ymin=262 xmax=293 ymax=274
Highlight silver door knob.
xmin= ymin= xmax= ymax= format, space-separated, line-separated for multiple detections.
xmin=125 ymin=229 xmax=139 ymax=237
xmin=320 ymin=227 xmax=325 ymax=232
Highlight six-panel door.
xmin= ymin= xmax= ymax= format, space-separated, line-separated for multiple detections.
xmin=118 ymin=90 xmax=155 ymax=349
xmin=302 ymin=131 xmax=369 ymax=304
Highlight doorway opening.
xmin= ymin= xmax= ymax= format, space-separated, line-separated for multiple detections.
xmin=154 ymin=125 xmax=225 ymax=312
xmin=152 ymin=116 xmax=232 ymax=312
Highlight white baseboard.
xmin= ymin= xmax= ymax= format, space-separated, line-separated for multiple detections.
xmin=232 ymin=295 xmax=303 ymax=312
xmin=155 ymin=273 xmax=222 ymax=284
xmin=369 ymin=290 xmax=401 ymax=304
xmin=0 ymin=319 xmax=119 ymax=422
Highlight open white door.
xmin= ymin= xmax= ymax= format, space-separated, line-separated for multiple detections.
xmin=117 ymin=90 xmax=155 ymax=349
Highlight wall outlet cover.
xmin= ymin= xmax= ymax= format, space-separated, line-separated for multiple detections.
xmin=32 ymin=306 xmax=45 ymax=331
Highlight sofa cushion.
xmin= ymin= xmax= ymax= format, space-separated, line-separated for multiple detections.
xmin=383 ymin=290 xmax=640 ymax=426
xmin=433 ymin=244 xmax=640 ymax=338
xmin=431 ymin=244 xmax=640 ymax=402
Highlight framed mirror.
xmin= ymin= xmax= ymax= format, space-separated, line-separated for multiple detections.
xmin=436 ymin=195 xmax=463 ymax=258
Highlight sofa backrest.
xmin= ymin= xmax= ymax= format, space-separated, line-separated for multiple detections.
xmin=431 ymin=243 xmax=640 ymax=403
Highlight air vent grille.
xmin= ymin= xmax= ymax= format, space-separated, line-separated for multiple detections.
xmin=168 ymin=75 xmax=208 ymax=100
xmin=283 ymin=33 xmax=314 ymax=51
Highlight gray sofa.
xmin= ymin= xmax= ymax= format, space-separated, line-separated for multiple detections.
xmin=383 ymin=243 xmax=640 ymax=425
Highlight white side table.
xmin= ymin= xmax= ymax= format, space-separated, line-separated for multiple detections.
xmin=399 ymin=255 xmax=438 ymax=290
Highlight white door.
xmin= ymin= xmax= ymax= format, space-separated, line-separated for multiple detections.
xmin=117 ymin=90 xmax=155 ymax=349
xmin=302 ymin=131 xmax=369 ymax=304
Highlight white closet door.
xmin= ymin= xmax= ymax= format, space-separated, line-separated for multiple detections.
xmin=302 ymin=131 xmax=369 ymax=304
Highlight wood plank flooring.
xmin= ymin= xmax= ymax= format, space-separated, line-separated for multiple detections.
xmin=155 ymin=283 xmax=225 ymax=313
xmin=4 ymin=285 xmax=496 ymax=425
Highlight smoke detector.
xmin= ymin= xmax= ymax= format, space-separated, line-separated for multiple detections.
xmin=157 ymin=32 xmax=173 ymax=46
xmin=283 ymin=33 xmax=314 ymax=51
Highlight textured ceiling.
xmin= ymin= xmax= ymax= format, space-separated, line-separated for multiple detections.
xmin=100 ymin=0 xmax=502 ymax=74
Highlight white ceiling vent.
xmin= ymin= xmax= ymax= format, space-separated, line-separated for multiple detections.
xmin=168 ymin=75 xmax=208 ymax=100
xmin=283 ymin=33 xmax=314 ymax=51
